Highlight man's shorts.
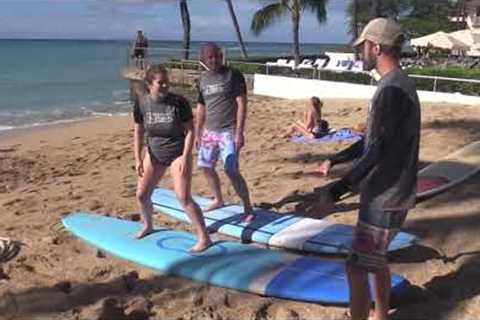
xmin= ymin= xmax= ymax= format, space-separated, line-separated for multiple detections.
xmin=346 ymin=208 xmax=408 ymax=272
xmin=197 ymin=129 xmax=238 ymax=173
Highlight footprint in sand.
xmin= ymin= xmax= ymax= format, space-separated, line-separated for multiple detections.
xmin=120 ymin=185 xmax=136 ymax=198
xmin=88 ymin=265 xmax=113 ymax=281
xmin=0 ymin=148 xmax=16 ymax=153
xmin=87 ymin=200 xmax=102 ymax=211
xmin=67 ymin=170 xmax=86 ymax=177
xmin=2 ymin=198 xmax=22 ymax=207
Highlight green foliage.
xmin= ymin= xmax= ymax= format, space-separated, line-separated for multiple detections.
xmin=399 ymin=0 xmax=459 ymax=38
xmin=230 ymin=62 xmax=266 ymax=74
xmin=317 ymin=70 xmax=372 ymax=85
xmin=406 ymin=65 xmax=480 ymax=79
xmin=164 ymin=59 xmax=480 ymax=97
xmin=406 ymin=65 xmax=480 ymax=96
xmin=400 ymin=17 xmax=458 ymax=38
xmin=250 ymin=0 xmax=329 ymax=35
xmin=346 ymin=0 xmax=461 ymax=38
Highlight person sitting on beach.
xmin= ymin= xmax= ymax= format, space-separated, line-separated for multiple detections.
xmin=132 ymin=64 xmax=211 ymax=253
xmin=195 ymin=42 xmax=255 ymax=223
xmin=131 ymin=30 xmax=149 ymax=70
xmin=280 ymin=96 xmax=329 ymax=139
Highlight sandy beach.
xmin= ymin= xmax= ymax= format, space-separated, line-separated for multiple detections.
xmin=2 ymin=95 xmax=480 ymax=320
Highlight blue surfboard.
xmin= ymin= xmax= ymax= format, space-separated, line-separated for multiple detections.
xmin=151 ymin=188 xmax=417 ymax=254
xmin=63 ymin=212 xmax=410 ymax=305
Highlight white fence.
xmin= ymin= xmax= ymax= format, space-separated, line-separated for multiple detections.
xmin=253 ymin=74 xmax=480 ymax=105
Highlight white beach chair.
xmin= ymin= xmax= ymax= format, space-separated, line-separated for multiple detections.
xmin=324 ymin=59 xmax=354 ymax=72
xmin=277 ymin=59 xmax=296 ymax=70
xmin=266 ymin=60 xmax=279 ymax=67
xmin=314 ymin=58 xmax=328 ymax=69
xmin=297 ymin=59 xmax=314 ymax=69
xmin=350 ymin=60 xmax=364 ymax=73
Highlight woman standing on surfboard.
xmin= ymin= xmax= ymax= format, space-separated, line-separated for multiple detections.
xmin=132 ymin=64 xmax=211 ymax=253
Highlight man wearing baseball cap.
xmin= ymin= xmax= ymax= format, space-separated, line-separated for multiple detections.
xmin=300 ymin=18 xmax=421 ymax=320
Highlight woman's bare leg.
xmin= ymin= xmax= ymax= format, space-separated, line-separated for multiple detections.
xmin=280 ymin=121 xmax=309 ymax=138
xmin=171 ymin=156 xmax=212 ymax=253
xmin=294 ymin=122 xmax=315 ymax=137
xmin=135 ymin=151 xmax=168 ymax=239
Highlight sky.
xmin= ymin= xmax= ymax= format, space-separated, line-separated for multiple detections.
xmin=0 ymin=0 xmax=350 ymax=43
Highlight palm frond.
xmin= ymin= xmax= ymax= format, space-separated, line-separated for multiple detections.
xmin=250 ymin=3 xmax=288 ymax=36
xmin=302 ymin=0 xmax=328 ymax=24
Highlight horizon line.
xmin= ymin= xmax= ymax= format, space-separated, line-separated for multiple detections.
xmin=0 ymin=37 xmax=349 ymax=46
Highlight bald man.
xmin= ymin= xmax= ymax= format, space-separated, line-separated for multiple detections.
xmin=194 ymin=43 xmax=254 ymax=223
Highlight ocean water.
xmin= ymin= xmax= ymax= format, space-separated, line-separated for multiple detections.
xmin=0 ymin=39 xmax=347 ymax=132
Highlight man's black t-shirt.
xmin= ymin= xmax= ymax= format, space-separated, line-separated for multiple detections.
xmin=330 ymin=69 xmax=421 ymax=211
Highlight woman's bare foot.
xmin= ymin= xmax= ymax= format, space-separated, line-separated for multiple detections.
xmin=204 ymin=200 xmax=224 ymax=212
xmin=135 ymin=226 xmax=153 ymax=239
xmin=190 ymin=239 xmax=212 ymax=253
xmin=241 ymin=205 xmax=255 ymax=224
xmin=241 ymin=213 xmax=256 ymax=224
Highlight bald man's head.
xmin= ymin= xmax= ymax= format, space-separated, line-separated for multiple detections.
xmin=200 ymin=42 xmax=223 ymax=72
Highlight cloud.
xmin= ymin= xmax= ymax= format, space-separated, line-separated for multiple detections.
xmin=0 ymin=0 xmax=349 ymax=42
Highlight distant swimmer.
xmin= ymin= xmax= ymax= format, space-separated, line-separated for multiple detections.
xmin=132 ymin=64 xmax=211 ymax=253
xmin=195 ymin=42 xmax=255 ymax=224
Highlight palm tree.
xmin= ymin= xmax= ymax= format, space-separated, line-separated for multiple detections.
xmin=225 ymin=0 xmax=248 ymax=59
xmin=352 ymin=0 xmax=359 ymax=59
xmin=370 ymin=0 xmax=381 ymax=17
xmin=456 ymin=0 xmax=467 ymax=29
xmin=251 ymin=0 xmax=328 ymax=66
xmin=179 ymin=0 xmax=191 ymax=60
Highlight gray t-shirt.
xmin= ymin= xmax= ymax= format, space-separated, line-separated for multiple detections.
xmin=133 ymin=92 xmax=193 ymax=157
xmin=197 ymin=67 xmax=247 ymax=131
xmin=330 ymin=68 xmax=421 ymax=211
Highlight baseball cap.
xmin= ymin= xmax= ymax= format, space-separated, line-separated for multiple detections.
xmin=353 ymin=18 xmax=403 ymax=47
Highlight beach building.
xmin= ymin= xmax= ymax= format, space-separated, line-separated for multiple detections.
xmin=448 ymin=0 xmax=480 ymax=55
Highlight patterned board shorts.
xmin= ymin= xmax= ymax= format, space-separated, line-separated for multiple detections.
xmin=346 ymin=208 xmax=408 ymax=272
xmin=197 ymin=129 xmax=238 ymax=173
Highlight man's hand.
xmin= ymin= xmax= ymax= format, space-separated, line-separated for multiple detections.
xmin=316 ymin=159 xmax=332 ymax=176
xmin=235 ymin=132 xmax=245 ymax=153
xmin=294 ymin=184 xmax=337 ymax=219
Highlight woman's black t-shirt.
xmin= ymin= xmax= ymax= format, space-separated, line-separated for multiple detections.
xmin=133 ymin=92 xmax=193 ymax=161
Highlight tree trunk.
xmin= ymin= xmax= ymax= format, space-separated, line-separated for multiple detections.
xmin=353 ymin=0 xmax=360 ymax=60
xmin=292 ymin=3 xmax=301 ymax=66
xmin=226 ymin=0 xmax=248 ymax=59
xmin=458 ymin=0 xmax=466 ymax=28
xmin=370 ymin=0 xmax=381 ymax=18
xmin=179 ymin=0 xmax=191 ymax=60
xmin=353 ymin=0 xmax=359 ymax=39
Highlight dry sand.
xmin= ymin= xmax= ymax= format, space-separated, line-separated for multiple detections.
xmin=1 ymin=95 xmax=480 ymax=320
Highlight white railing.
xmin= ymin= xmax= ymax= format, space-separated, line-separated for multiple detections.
xmin=409 ymin=74 xmax=480 ymax=92
xmin=124 ymin=46 xmax=480 ymax=96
